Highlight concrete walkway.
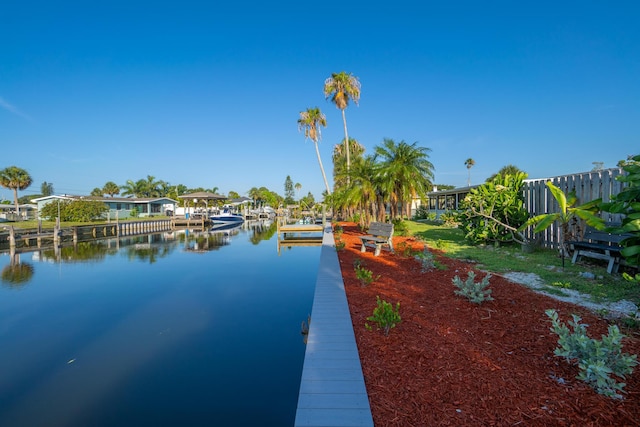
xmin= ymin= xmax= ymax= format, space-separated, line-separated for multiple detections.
xmin=295 ymin=226 xmax=374 ymax=427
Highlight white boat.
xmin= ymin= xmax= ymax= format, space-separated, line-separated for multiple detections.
xmin=209 ymin=207 xmax=244 ymax=224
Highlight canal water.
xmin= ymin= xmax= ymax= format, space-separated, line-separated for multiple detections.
xmin=0 ymin=221 xmax=320 ymax=427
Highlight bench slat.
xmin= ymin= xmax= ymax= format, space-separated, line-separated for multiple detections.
xmin=358 ymin=222 xmax=394 ymax=256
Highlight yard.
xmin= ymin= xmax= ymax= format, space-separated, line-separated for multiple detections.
xmin=336 ymin=221 xmax=639 ymax=426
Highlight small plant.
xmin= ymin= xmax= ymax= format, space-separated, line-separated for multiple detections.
xmin=365 ymin=296 xmax=401 ymax=336
xmin=434 ymin=239 xmax=448 ymax=250
xmin=397 ymin=241 xmax=419 ymax=258
xmin=354 ymin=262 xmax=379 ymax=286
xmin=414 ymin=247 xmax=436 ymax=272
xmin=452 ymin=271 xmax=493 ymax=304
xmin=335 ymin=239 xmax=345 ymax=251
xmin=551 ymin=281 xmax=572 ymax=288
xmin=333 ymin=224 xmax=344 ymax=238
xmin=546 ymin=309 xmax=638 ymax=399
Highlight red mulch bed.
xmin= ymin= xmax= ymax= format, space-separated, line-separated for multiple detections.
xmin=335 ymin=222 xmax=640 ymax=426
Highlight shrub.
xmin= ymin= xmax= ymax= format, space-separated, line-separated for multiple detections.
xmin=546 ymin=309 xmax=638 ymax=399
xmin=392 ymin=218 xmax=408 ymax=236
xmin=354 ymin=261 xmax=379 ymax=286
xmin=40 ymin=199 xmax=109 ymax=222
xmin=414 ymin=247 xmax=436 ymax=272
xmin=366 ymin=296 xmax=401 ymax=336
xmin=335 ymin=239 xmax=345 ymax=251
xmin=452 ymin=271 xmax=493 ymax=304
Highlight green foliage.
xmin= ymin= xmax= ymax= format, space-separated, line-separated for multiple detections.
xmin=335 ymin=240 xmax=346 ymax=251
xmin=439 ymin=211 xmax=458 ymax=227
xmin=129 ymin=207 xmax=139 ymax=218
xmin=412 ymin=204 xmax=431 ymax=220
xmin=392 ymin=218 xmax=408 ymax=236
xmin=366 ymin=296 xmax=401 ymax=335
xmin=457 ymin=172 xmax=530 ymax=244
xmin=546 ymin=309 xmax=638 ymax=399
xmin=40 ymin=200 xmax=109 ymax=222
xmin=354 ymin=260 xmax=379 ymax=286
xmin=452 ymin=271 xmax=493 ymax=304
xmin=414 ymin=247 xmax=436 ymax=272
xmin=552 ymin=281 xmax=572 ymax=289
xmin=520 ymin=181 xmax=603 ymax=255
xmin=333 ymin=224 xmax=344 ymax=238
xmin=600 ymin=154 xmax=640 ymax=267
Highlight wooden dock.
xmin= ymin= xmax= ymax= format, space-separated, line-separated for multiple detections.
xmin=276 ymin=222 xmax=325 ymax=255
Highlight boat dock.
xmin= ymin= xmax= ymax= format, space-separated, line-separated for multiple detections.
xmin=294 ymin=224 xmax=374 ymax=426
xmin=276 ymin=222 xmax=324 ymax=254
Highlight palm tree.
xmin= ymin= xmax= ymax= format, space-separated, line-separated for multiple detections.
xmin=298 ymin=107 xmax=331 ymax=195
xmin=333 ymin=137 xmax=365 ymax=190
xmin=323 ymin=71 xmax=361 ymax=178
xmin=375 ymin=139 xmax=434 ymax=220
xmin=0 ymin=166 xmax=33 ymax=217
xmin=120 ymin=180 xmax=142 ymax=197
xmin=464 ymin=158 xmax=475 ymax=187
xmin=335 ymin=155 xmax=380 ymax=227
xmin=294 ymin=183 xmax=302 ymax=199
xmin=486 ymin=164 xmax=525 ymax=182
xmin=103 ymin=181 xmax=120 ymax=197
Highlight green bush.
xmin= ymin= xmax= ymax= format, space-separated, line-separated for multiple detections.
xmin=354 ymin=260 xmax=379 ymax=286
xmin=40 ymin=199 xmax=109 ymax=222
xmin=546 ymin=309 xmax=638 ymax=399
xmin=414 ymin=247 xmax=436 ymax=272
xmin=366 ymin=296 xmax=401 ymax=335
xmin=452 ymin=271 xmax=493 ymax=304
xmin=392 ymin=218 xmax=408 ymax=236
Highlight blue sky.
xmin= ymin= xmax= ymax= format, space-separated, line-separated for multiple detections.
xmin=1 ymin=1 xmax=638 ymax=202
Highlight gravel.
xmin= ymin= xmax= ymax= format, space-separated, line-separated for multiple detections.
xmin=501 ymin=271 xmax=638 ymax=319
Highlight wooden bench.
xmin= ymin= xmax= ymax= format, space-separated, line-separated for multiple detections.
xmin=569 ymin=226 xmax=631 ymax=274
xmin=359 ymin=222 xmax=394 ymax=256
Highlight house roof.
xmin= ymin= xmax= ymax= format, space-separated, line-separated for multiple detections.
xmin=178 ymin=192 xmax=226 ymax=200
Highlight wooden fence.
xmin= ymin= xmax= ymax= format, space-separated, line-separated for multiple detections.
xmin=521 ymin=168 xmax=625 ymax=248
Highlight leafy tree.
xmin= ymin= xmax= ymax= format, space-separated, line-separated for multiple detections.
xmin=464 ymin=158 xmax=475 ymax=186
xmin=227 ymin=190 xmax=240 ymax=199
xmin=486 ymin=164 xmax=525 ymax=182
xmin=458 ymin=172 xmax=530 ymax=244
xmin=91 ymin=187 xmax=104 ymax=196
xmin=41 ymin=181 xmax=54 ymax=196
xmin=284 ymin=175 xmax=295 ymax=205
xmin=103 ymin=181 xmax=120 ymax=197
xmin=324 ymin=71 xmax=361 ymax=178
xmin=40 ymin=199 xmax=108 ymax=221
xmin=298 ymin=107 xmax=331 ymax=194
xmin=374 ymin=139 xmax=434 ymax=220
xmin=0 ymin=166 xmax=32 ymax=217
xmin=600 ymin=154 xmax=640 ymax=267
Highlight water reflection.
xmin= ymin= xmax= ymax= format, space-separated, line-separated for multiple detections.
xmin=1 ymin=252 xmax=34 ymax=288
xmin=0 ymin=222 xmax=279 ymax=286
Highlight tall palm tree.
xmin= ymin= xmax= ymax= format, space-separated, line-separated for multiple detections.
xmin=0 ymin=166 xmax=33 ymax=217
xmin=375 ymin=139 xmax=434 ymax=219
xmin=323 ymin=71 xmax=361 ymax=178
xmin=298 ymin=107 xmax=331 ymax=195
xmin=335 ymin=155 xmax=380 ymax=227
xmin=464 ymin=158 xmax=475 ymax=187
xmin=294 ymin=183 xmax=302 ymax=199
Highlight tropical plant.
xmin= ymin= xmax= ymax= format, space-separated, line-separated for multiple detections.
xmin=323 ymin=71 xmax=361 ymax=178
xmin=374 ymin=139 xmax=434 ymax=220
xmin=365 ymin=296 xmax=401 ymax=336
xmin=520 ymin=181 xmax=602 ymax=261
xmin=464 ymin=158 xmax=475 ymax=186
xmin=600 ymin=154 xmax=640 ymax=267
xmin=0 ymin=165 xmax=33 ymax=217
xmin=457 ymin=172 xmax=530 ymax=244
xmin=298 ymin=107 xmax=331 ymax=194
xmin=452 ymin=271 xmax=493 ymax=304
xmin=103 ymin=181 xmax=120 ymax=197
xmin=333 ymin=137 xmax=366 ymax=190
xmin=40 ymin=199 xmax=109 ymax=221
xmin=90 ymin=187 xmax=104 ymax=196
xmin=486 ymin=164 xmax=526 ymax=182
xmin=333 ymin=155 xmax=381 ymax=227
xmin=546 ymin=309 xmax=637 ymax=399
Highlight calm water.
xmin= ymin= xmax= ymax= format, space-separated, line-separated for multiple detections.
xmin=0 ymin=221 xmax=320 ymax=426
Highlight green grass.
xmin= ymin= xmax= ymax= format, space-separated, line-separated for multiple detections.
xmin=404 ymin=220 xmax=640 ymax=307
